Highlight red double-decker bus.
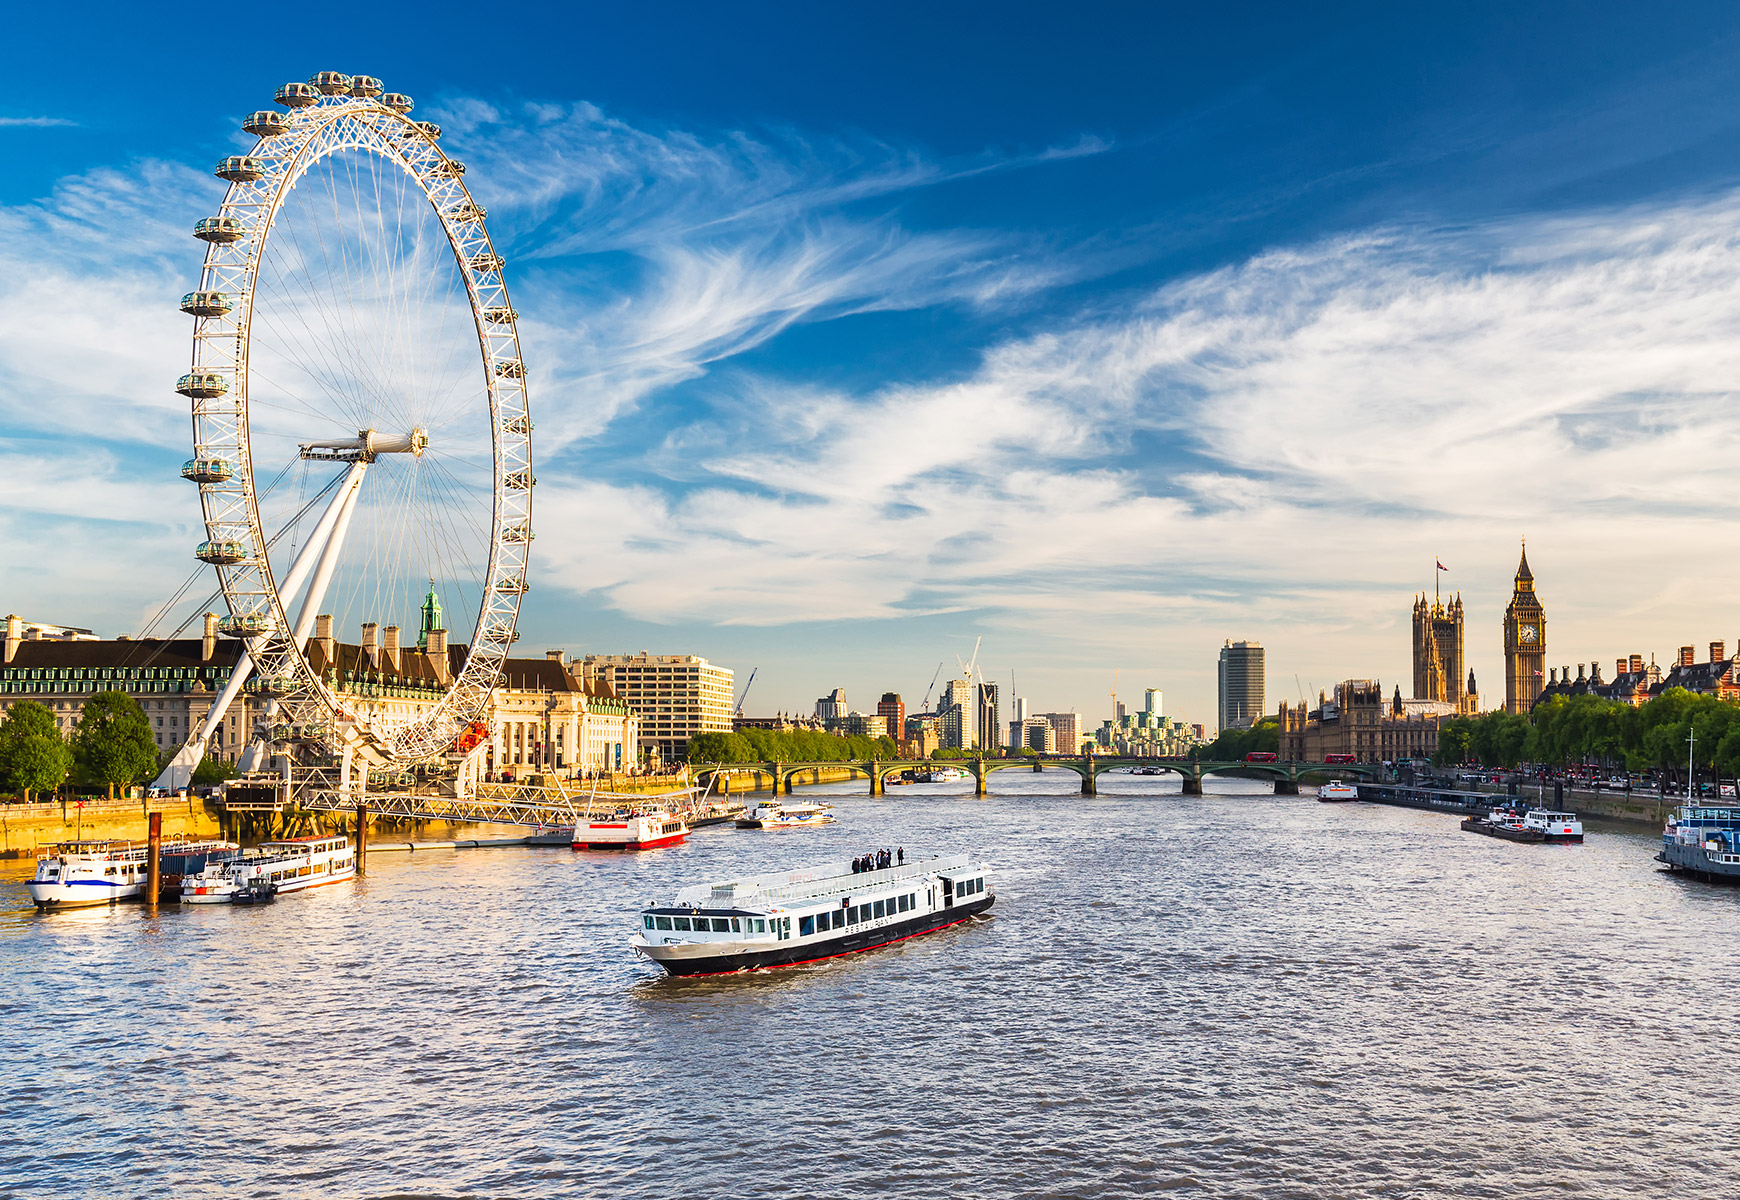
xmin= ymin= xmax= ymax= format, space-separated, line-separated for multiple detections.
xmin=1323 ymin=753 xmax=1356 ymax=764
xmin=1244 ymin=751 xmax=1278 ymax=762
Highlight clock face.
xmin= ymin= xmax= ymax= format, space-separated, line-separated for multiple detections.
xmin=1519 ymin=624 xmax=1538 ymax=644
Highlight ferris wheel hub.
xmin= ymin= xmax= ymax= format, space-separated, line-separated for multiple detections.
xmin=298 ymin=427 xmax=429 ymax=462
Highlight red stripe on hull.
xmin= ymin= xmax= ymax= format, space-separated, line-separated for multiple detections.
xmin=677 ymin=912 xmax=981 ymax=976
xmin=572 ymin=833 xmax=688 ymax=851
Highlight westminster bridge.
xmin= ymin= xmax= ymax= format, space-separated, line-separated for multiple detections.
xmin=692 ymin=757 xmax=1383 ymax=798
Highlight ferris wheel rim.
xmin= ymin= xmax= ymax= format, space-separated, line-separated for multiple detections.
xmin=183 ymin=79 xmax=533 ymax=765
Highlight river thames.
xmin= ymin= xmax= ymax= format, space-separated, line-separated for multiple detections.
xmin=2 ymin=773 xmax=1735 ymax=1198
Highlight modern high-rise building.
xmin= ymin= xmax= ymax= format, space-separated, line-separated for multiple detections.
xmin=814 ymin=687 xmax=847 ymax=722
xmin=941 ymin=678 xmax=977 ymax=748
xmin=1217 ymin=640 xmax=1265 ymax=732
xmin=1013 ymin=696 xmax=1030 ymax=722
xmin=977 ymin=682 xmax=1000 ymax=751
xmin=1143 ymin=688 xmax=1161 ymax=717
xmin=1037 ymin=711 xmax=1081 ymax=754
xmin=581 ymin=653 xmax=734 ymax=763
xmin=876 ymin=691 xmax=905 ymax=735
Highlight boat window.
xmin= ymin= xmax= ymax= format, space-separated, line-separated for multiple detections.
xmin=711 ymin=918 xmax=730 ymax=933
xmin=873 ymin=900 xmax=886 ymax=919
xmin=800 ymin=915 xmax=816 ymax=937
xmin=896 ymin=894 xmax=908 ymax=913
xmin=673 ymin=917 xmax=692 ymax=931
xmin=730 ymin=918 xmax=741 ymax=933
xmin=655 ymin=916 xmax=672 ymax=930
xmin=847 ymin=906 xmax=860 ymax=925
xmin=643 ymin=917 xmax=654 ymax=930
xmin=753 ymin=918 xmax=766 ymax=933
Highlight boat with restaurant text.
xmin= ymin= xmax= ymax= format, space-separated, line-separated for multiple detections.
xmin=631 ymin=853 xmax=994 ymax=976
xmin=1658 ymin=805 xmax=1740 ymax=879
xmin=28 ymin=837 xmax=239 ymax=909
xmin=572 ymin=809 xmax=687 ymax=850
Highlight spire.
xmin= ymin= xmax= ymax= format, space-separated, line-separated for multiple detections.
xmin=1516 ymin=538 xmax=1533 ymax=582
xmin=418 ymin=580 xmax=444 ymax=651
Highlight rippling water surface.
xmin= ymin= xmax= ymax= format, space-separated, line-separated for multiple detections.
xmin=3 ymin=774 xmax=1736 ymax=1198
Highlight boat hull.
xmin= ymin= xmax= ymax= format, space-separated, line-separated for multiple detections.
xmin=1658 ymin=842 xmax=1740 ymax=879
xmin=573 ymin=833 xmax=687 ymax=850
xmin=28 ymin=881 xmax=146 ymax=910
xmin=643 ymin=894 xmax=995 ymax=976
xmin=1460 ymin=817 xmax=1546 ymax=842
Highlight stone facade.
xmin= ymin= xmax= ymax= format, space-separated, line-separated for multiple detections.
xmin=1503 ymin=543 xmax=1547 ymax=714
xmin=1278 ymin=679 xmax=1446 ymax=764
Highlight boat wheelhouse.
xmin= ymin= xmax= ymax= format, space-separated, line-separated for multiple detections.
xmin=1659 ymin=806 xmax=1740 ymax=880
xmin=631 ymin=853 xmax=994 ymax=976
xmin=572 ymin=810 xmax=687 ymax=850
xmin=225 ymin=835 xmax=355 ymax=895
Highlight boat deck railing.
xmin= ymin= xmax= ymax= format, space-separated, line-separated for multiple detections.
xmin=677 ymin=854 xmax=971 ymax=908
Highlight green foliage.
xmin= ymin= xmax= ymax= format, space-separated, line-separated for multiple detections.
xmin=689 ymin=729 xmax=899 ymax=763
xmin=190 ymin=756 xmax=237 ymax=787
xmin=71 ymin=691 xmax=159 ymax=796
xmin=1190 ymin=718 xmax=1279 ymax=761
xmin=0 ymin=700 xmax=73 ymax=801
xmin=1436 ymin=688 xmax=1740 ymax=783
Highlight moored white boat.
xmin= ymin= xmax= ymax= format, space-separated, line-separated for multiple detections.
xmin=1317 ymin=782 xmax=1359 ymax=801
xmin=29 ymin=837 xmax=240 ymax=910
xmin=631 ymin=853 xmax=994 ymax=976
xmin=225 ymin=835 xmax=356 ymax=894
xmin=734 ymin=802 xmax=834 ymax=830
xmin=572 ymin=809 xmax=687 ymax=850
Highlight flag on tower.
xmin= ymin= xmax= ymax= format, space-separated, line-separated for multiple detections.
xmin=1436 ymin=559 xmax=1448 ymax=571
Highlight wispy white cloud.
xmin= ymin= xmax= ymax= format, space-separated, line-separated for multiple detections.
xmin=533 ymin=187 xmax=1740 ymax=712
xmin=0 ymin=116 xmax=76 ymax=128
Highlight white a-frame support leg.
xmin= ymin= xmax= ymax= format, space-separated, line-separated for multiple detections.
xmin=153 ymin=462 xmax=370 ymax=792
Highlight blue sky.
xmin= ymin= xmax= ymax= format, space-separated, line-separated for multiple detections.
xmin=9 ymin=2 xmax=1740 ymax=726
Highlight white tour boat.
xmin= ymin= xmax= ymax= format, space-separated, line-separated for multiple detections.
xmin=224 ymin=835 xmax=356 ymax=895
xmin=180 ymin=862 xmax=243 ymax=904
xmin=1317 ymin=782 xmax=1359 ymax=801
xmin=734 ymin=802 xmax=835 ymax=830
xmin=918 ymin=766 xmax=970 ymax=783
xmin=572 ymin=809 xmax=688 ymax=850
xmin=1520 ymin=809 xmax=1583 ymax=842
xmin=29 ymin=841 xmax=152 ymax=910
xmin=631 ymin=853 xmax=994 ymax=976
xmin=28 ymin=837 xmax=240 ymax=910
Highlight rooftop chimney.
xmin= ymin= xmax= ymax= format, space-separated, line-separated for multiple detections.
xmin=314 ymin=614 xmax=334 ymax=665
xmin=546 ymin=649 xmax=564 ymax=663
xmin=1679 ymin=645 xmax=1695 ymax=668
xmin=1549 ymin=668 xmax=1558 ymax=685
xmin=1576 ymin=664 xmax=1586 ymax=683
xmin=1713 ymin=642 xmax=1726 ymax=664
xmin=361 ymin=622 xmax=379 ymax=670
xmin=202 ymin=612 xmax=218 ymax=662
xmin=1629 ymin=653 xmax=1644 ymax=675
xmin=382 ymin=625 xmax=402 ymax=674
xmin=2 ymin=614 xmax=18 ymax=664
xmin=1617 ymin=658 xmax=1628 ymax=679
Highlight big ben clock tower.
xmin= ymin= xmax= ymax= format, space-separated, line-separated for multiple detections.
xmin=1503 ymin=540 xmax=1546 ymax=714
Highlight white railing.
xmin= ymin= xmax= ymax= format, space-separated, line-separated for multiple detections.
xmin=677 ymin=853 xmax=969 ymax=908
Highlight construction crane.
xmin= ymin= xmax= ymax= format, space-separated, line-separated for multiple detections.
xmin=921 ymin=661 xmax=945 ymax=711
xmin=1110 ymin=668 xmax=1119 ymax=722
xmin=733 ymin=667 xmax=758 ymax=717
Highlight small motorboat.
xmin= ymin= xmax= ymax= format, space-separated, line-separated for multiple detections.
xmin=230 ymin=880 xmax=279 ymax=904
xmin=1317 ymin=782 xmax=1359 ymax=802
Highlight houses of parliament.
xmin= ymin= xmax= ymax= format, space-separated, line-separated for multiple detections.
xmin=1280 ymin=545 xmax=1548 ymax=762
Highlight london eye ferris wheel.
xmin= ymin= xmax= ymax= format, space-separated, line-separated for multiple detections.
xmin=173 ymin=71 xmax=532 ymax=779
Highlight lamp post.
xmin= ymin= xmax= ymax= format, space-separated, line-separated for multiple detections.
xmin=1687 ymin=723 xmax=1696 ymax=801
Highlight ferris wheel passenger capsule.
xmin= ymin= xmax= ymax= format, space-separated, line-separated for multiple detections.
xmin=503 ymin=470 xmax=536 ymax=490
xmin=216 ymin=613 xmax=271 ymax=639
xmin=468 ymin=252 xmax=504 ymax=272
xmin=381 ymin=92 xmax=413 ymax=112
xmin=194 ymin=216 xmax=246 ymax=243
xmin=180 ymin=292 xmax=233 ymax=318
xmin=502 ymin=523 xmax=534 ymax=543
xmin=214 ymin=156 xmax=265 ymax=182
xmin=274 ymin=82 xmax=319 ymax=108
xmin=181 ymin=458 xmax=235 ymax=484
xmin=413 ymin=121 xmax=442 ymax=140
xmin=195 ymin=540 xmax=248 ymax=565
xmin=349 ymin=75 xmax=383 ymax=97
xmin=176 ymin=372 xmax=230 ymax=398
xmin=481 ymin=306 xmax=518 ymax=324
xmin=494 ymin=575 xmax=529 ymax=595
xmin=309 ymin=71 xmax=353 ymax=95
xmin=494 ymin=360 xmax=525 ymax=379
xmin=429 ymin=158 xmax=466 ymax=178
xmin=451 ymin=203 xmax=486 ymax=223
xmin=501 ymin=415 xmax=533 ymax=434
xmin=242 ymin=111 xmax=289 ymax=137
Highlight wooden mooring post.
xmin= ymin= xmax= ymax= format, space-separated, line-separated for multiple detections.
xmin=145 ymin=811 xmax=162 ymax=913
xmin=355 ymin=799 xmax=368 ymax=876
